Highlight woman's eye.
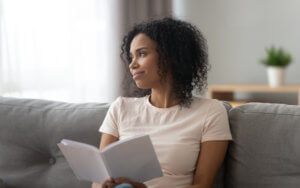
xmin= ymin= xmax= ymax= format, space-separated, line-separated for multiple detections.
xmin=140 ymin=52 xmax=146 ymax=57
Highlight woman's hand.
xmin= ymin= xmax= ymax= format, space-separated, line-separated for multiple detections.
xmin=102 ymin=177 xmax=147 ymax=188
xmin=101 ymin=177 xmax=115 ymax=188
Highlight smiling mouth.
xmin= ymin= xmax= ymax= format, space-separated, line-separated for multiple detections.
xmin=132 ymin=72 xmax=144 ymax=80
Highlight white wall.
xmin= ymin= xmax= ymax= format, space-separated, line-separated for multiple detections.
xmin=173 ymin=0 xmax=300 ymax=104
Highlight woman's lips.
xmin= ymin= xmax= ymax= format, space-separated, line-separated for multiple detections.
xmin=133 ymin=71 xmax=144 ymax=80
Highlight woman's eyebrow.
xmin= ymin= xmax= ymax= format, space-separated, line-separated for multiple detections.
xmin=130 ymin=47 xmax=148 ymax=56
xmin=136 ymin=47 xmax=148 ymax=52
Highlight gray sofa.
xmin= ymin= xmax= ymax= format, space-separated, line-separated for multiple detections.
xmin=0 ymin=96 xmax=299 ymax=188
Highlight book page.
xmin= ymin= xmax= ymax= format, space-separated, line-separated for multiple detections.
xmin=58 ymin=139 xmax=109 ymax=183
xmin=102 ymin=134 xmax=163 ymax=183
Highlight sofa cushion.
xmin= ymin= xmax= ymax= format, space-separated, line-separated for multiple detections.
xmin=0 ymin=97 xmax=109 ymax=188
xmin=226 ymin=103 xmax=300 ymax=188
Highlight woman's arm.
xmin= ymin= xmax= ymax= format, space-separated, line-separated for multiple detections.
xmin=91 ymin=133 xmax=119 ymax=188
xmin=99 ymin=133 xmax=119 ymax=151
xmin=185 ymin=140 xmax=229 ymax=188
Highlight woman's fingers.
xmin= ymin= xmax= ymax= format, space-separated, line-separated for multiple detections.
xmin=102 ymin=177 xmax=116 ymax=188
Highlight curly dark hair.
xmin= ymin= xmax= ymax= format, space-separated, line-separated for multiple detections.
xmin=121 ymin=17 xmax=209 ymax=107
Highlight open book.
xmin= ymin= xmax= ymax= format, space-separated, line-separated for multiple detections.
xmin=57 ymin=134 xmax=163 ymax=183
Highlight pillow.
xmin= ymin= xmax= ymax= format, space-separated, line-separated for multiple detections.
xmin=226 ymin=103 xmax=300 ymax=188
xmin=0 ymin=97 xmax=109 ymax=188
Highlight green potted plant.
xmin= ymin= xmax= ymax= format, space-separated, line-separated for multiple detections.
xmin=260 ymin=46 xmax=292 ymax=87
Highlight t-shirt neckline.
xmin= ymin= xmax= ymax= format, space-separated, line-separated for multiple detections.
xmin=144 ymin=95 xmax=179 ymax=112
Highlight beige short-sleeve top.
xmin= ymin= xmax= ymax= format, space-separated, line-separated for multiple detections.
xmin=99 ymin=95 xmax=232 ymax=188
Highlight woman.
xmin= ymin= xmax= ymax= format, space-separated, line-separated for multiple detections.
xmin=92 ymin=18 xmax=232 ymax=188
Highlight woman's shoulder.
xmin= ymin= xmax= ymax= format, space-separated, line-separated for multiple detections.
xmin=191 ymin=96 xmax=228 ymax=112
xmin=191 ymin=96 xmax=222 ymax=106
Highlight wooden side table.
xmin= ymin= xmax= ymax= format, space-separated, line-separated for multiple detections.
xmin=208 ymin=84 xmax=300 ymax=105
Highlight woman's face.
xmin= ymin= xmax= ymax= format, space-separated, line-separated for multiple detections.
xmin=129 ymin=33 xmax=163 ymax=89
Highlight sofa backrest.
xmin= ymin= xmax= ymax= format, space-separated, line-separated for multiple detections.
xmin=226 ymin=103 xmax=300 ymax=188
xmin=0 ymin=97 xmax=109 ymax=188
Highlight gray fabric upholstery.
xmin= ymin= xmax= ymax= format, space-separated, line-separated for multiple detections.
xmin=0 ymin=179 xmax=4 ymax=188
xmin=222 ymin=101 xmax=232 ymax=114
xmin=1 ymin=97 xmax=300 ymax=188
xmin=0 ymin=97 xmax=109 ymax=188
xmin=226 ymin=103 xmax=300 ymax=188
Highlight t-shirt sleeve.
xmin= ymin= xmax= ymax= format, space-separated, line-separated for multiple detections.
xmin=98 ymin=97 xmax=122 ymax=138
xmin=201 ymin=100 xmax=232 ymax=143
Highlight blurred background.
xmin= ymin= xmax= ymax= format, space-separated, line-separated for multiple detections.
xmin=1 ymin=0 xmax=299 ymax=104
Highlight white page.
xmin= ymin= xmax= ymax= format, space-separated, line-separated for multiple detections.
xmin=102 ymin=134 xmax=163 ymax=182
xmin=58 ymin=140 xmax=109 ymax=183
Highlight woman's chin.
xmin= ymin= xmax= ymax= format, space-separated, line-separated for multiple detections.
xmin=136 ymin=85 xmax=148 ymax=89
xmin=135 ymin=82 xmax=150 ymax=89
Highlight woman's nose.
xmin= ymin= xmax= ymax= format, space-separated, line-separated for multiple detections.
xmin=129 ymin=59 xmax=138 ymax=69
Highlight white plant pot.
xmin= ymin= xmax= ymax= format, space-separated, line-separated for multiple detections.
xmin=267 ymin=66 xmax=285 ymax=87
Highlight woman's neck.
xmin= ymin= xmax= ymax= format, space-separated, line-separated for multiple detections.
xmin=150 ymin=88 xmax=180 ymax=108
